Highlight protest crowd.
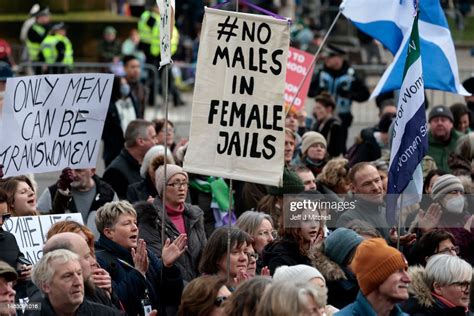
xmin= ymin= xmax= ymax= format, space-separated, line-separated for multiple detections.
xmin=1 ymin=1 xmax=474 ymax=316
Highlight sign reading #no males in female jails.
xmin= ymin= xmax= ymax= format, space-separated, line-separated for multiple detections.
xmin=184 ymin=8 xmax=290 ymax=186
xmin=0 ymin=73 xmax=113 ymax=177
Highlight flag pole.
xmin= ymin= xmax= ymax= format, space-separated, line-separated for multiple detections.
xmin=286 ymin=8 xmax=344 ymax=116
xmin=226 ymin=0 xmax=239 ymax=286
xmin=397 ymin=192 xmax=404 ymax=250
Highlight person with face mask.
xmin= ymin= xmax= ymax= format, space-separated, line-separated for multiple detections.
xmin=428 ymin=175 xmax=474 ymax=265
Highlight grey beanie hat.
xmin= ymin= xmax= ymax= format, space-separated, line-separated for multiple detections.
xmin=155 ymin=164 xmax=188 ymax=197
xmin=431 ymin=174 xmax=464 ymax=202
xmin=274 ymin=264 xmax=325 ymax=284
xmin=324 ymin=228 xmax=364 ymax=266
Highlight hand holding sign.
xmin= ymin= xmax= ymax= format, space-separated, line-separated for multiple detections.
xmin=57 ymin=167 xmax=74 ymax=191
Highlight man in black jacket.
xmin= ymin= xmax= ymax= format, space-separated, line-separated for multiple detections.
xmin=31 ymin=249 xmax=122 ymax=316
xmin=103 ymin=119 xmax=157 ymax=199
xmin=42 ymin=232 xmax=123 ymax=312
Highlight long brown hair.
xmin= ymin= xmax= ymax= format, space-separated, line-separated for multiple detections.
xmin=1 ymin=176 xmax=38 ymax=216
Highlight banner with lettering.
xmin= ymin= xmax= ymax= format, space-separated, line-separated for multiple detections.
xmin=2 ymin=213 xmax=84 ymax=264
xmin=284 ymin=47 xmax=315 ymax=110
xmin=184 ymin=8 xmax=290 ymax=186
xmin=0 ymin=73 xmax=113 ymax=177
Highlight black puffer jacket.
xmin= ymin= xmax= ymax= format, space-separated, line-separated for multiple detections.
xmin=262 ymin=238 xmax=312 ymax=275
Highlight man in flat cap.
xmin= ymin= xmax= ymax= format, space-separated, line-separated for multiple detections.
xmin=308 ymin=43 xmax=370 ymax=154
xmin=0 ymin=261 xmax=17 ymax=316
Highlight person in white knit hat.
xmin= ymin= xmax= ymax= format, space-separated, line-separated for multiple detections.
xmin=274 ymin=264 xmax=326 ymax=287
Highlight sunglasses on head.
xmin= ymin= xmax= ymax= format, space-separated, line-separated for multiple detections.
xmin=214 ymin=296 xmax=228 ymax=307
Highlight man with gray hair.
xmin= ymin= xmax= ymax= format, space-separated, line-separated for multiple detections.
xmin=31 ymin=249 xmax=121 ymax=315
xmin=43 ymin=232 xmax=122 ymax=311
xmin=103 ymin=119 xmax=157 ymax=199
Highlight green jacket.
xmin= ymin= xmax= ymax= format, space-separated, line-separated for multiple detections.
xmin=427 ymin=129 xmax=462 ymax=172
xmin=41 ymin=34 xmax=73 ymax=64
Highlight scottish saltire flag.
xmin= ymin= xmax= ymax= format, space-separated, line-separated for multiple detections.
xmin=386 ymin=12 xmax=428 ymax=226
xmin=341 ymin=0 xmax=469 ymax=98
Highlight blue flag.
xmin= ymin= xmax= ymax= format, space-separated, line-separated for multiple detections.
xmin=386 ymin=12 xmax=428 ymax=226
xmin=341 ymin=0 xmax=469 ymax=98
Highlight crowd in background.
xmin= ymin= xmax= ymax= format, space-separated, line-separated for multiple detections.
xmin=0 ymin=1 xmax=474 ymax=316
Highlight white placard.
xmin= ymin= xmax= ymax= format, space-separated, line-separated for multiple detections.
xmin=2 ymin=213 xmax=84 ymax=264
xmin=184 ymin=8 xmax=290 ymax=186
xmin=156 ymin=0 xmax=173 ymax=66
xmin=0 ymin=73 xmax=113 ymax=177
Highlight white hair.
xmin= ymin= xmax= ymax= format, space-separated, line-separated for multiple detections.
xmin=424 ymin=254 xmax=472 ymax=289
xmin=32 ymin=249 xmax=79 ymax=292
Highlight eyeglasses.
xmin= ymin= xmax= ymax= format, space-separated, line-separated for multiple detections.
xmin=0 ymin=213 xmax=11 ymax=221
xmin=214 ymin=296 xmax=228 ymax=307
xmin=258 ymin=230 xmax=277 ymax=239
xmin=436 ymin=246 xmax=460 ymax=255
xmin=167 ymin=182 xmax=189 ymax=189
xmin=450 ymin=281 xmax=470 ymax=292
xmin=247 ymin=253 xmax=259 ymax=261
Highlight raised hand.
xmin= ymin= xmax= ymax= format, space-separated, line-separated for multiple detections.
xmin=132 ymin=239 xmax=149 ymax=276
xmin=162 ymin=234 xmax=187 ymax=268
xmin=260 ymin=266 xmax=271 ymax=277
xmin=417 ymin=203 xmax=442 ymax=233
xmin=57 ymin=167 xmax=74 ymax=191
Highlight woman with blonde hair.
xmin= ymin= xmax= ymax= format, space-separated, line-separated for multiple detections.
xmin=256 ymin=281 xmax=329 ymax=316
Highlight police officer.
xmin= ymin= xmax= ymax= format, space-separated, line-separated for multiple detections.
xmin=308 ymin=44 xmax=370 ymax=154
xmin=26 ymin=6 xmax=51 ymax=74
xmin=40 ymin=22 xmax=73 ymax=74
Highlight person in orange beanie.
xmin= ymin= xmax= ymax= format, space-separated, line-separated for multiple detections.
xmin=335 ymin=238 xmax=411 ymax=316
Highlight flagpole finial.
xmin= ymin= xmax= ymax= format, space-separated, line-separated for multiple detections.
xmin=413 ymin=0 xmax=419 ymax=16
xmin=339 ymin=0 xmax=347 ymax=11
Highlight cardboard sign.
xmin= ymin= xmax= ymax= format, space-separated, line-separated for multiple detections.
xmin=0 ymin=73 xmax=113 ymax=177
xmin=184 ymin=8 xmax=290 ymax=186
xmin=2 ymin=213 xmax=84 ymax=264
xmin=284 ymin=47 xmax=315 ymax=110
xmin=156 ymin=0 xmax=173 ymax=66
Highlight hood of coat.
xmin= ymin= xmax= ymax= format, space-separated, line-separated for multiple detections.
xmin=407 ymin=266 xmax=435 ymax=308
xmin=312 ymin=249 xmax=347 ymax=282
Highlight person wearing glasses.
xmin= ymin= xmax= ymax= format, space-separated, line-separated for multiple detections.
xmin=237 ymin=211 xmax=276 ymax=274
xmin=136 ymin=163 xmax=206 ymax=282
xmin=401 ymin=254 xmax=472 ymax=315
xmin=409 ymin=230 xmax=459 ymax=266
xmin=178 ymin=275 xmax=231 ymax=316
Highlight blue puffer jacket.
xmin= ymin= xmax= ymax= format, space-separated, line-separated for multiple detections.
xmin=335 ymin=291 xmax=409 ymax=316
xmin=95 ymin=234 xmax=183 ymax=316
